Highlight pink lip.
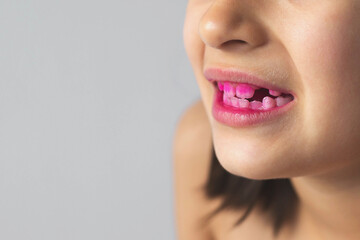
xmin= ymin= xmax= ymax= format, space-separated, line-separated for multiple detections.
xmin=205 ymin=68 xmax=296 ymax=127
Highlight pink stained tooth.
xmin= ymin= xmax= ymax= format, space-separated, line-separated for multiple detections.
xmin=231 ymin=97 xmax=240 ymax=108
xmin=276 ymin=96 xmax=292 ymax=107
xmin=262 ymin=96 xmax=276 ymax=110
xmin=238 ymin=99 xmax=250 ymax=108
xmin=269 ymin=89 xmax=282 ymax=97
xmin=250 ymin=100 xmax=263 ymax=110
xmin=224 ymin=82 xmax=236 ymax=97
xmin=217 ymin=81 xmax=224 ymax=91
xmin=223 ymin=94 xmax=232 ymax=105
xmin=236 ymin=84 xmax=255 ymax=99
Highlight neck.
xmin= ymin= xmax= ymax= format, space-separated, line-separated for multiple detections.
xmin=289 ymin=161 xmax=360 ymax=240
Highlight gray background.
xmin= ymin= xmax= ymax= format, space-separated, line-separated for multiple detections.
xmin=0 ymin=1 xmax=199 ymax=239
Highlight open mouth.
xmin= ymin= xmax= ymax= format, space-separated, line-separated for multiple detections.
xmin=215 ymin=81 xmax=294 ymax=110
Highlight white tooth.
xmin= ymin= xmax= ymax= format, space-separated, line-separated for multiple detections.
xmin=250 ymin=100 xmax=263 ymax=110
xmin=238 ymin=99 xmax=249 ymax=108
xmin=262 ymin=96 xmax=276 ymax=110
xmin=276 ymin=96 xmax=292 ymax=107
xmin=269 ymin=89 xmax=282 ymax=97
xmin=231 ymin=97 xmax=239 ymax=107
xmin=223 ymin=93 xmax=229 ymax=105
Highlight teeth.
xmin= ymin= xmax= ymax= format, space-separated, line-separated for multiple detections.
xmin=221 ymin=82 xmax=294 ymax=109
xmin=236 ymin=84 xmax=255 ymax=99
xmin=250 ymin=101 xmax=263 ymax=110
xmin=223 ymin=93 xmax=231 ymax=105
xmin=276 ymin=96 xmax=292 ymax=107
xmin=238 ymin=99 xmax=249 ymax=108
xmin=217 ymin=82 xmax=224 ymax=91
xmin=269 ymin=89 xmax=282 ymax=97
xmin=231 ymin=97 xmax=239 ymax=108
xmin=262 ymin=96 xmax=276 ymax=110
xmin=224 ymin=82 xmax=236 ymax=97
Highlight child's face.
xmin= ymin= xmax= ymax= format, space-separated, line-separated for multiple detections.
xmin=184 ymin=1 xmax=360 ymax=179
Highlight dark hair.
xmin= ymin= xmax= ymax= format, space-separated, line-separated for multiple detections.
xmin=199 ymin=145 xmax=299 ymax=237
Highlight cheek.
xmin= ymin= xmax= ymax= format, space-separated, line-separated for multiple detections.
xmin=289 ymin=9 xmax=360 ymax=165
xmin=183 ymin=5 xmax=205 ymax=72
xmin=183 ymin=3 xmax=215 ymax=118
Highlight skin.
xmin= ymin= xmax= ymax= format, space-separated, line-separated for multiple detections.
xmin=183 ymin=0 xmax=360 ymax=239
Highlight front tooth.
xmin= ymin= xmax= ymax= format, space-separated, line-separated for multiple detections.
xmin=269 ymin=89 xmax=281 ymax=97
xmin=238 ymin=99 xmax=249 ymax=108
xmin=224 ymin=82 xmax=235 ymax=97
xmin=250 ymin=100 xmax=263 ymax=110
xmin=236 ymin=84 xmax=255 ymax=99
xmin=223 ymin=93 xmax=231 ymax=105
xmin=262 ymin=96 xmax=276 ymax=109
xmin=276 ymin=96 xmax=292 ymax=107
xmin=231 ymin=97 xmax=239 ymax=107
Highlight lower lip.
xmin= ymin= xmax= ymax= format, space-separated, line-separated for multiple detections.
xmin=212 ymin=85 xmax=296 ymax=127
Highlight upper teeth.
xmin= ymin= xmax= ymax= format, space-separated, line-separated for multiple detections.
xmin=236 ymin=83 xmax=255 ymax=99
xmin=269 ymin=89 xmax=281 ymax=97
xmin=224 ymin=82 xmax=257 ymax=98
xmin=224 ymin=82 xmax=236 ymax=97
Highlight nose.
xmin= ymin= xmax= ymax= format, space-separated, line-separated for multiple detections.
xmin=199 ymin=1 xmax=267 ymax=49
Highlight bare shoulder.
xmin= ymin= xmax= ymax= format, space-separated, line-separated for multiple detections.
xmin=172 ymin=99 xmax=215 ymax=240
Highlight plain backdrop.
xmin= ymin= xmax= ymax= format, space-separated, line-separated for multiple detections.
xmin=0 ymin=1 xmax=199 ymax=239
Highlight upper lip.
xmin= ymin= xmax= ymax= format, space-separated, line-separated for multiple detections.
xmin=203 ymin=67 xmax=294 ymax=96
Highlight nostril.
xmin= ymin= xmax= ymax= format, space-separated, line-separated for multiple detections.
xmin=220 ymin=39 xmax=248 ymax=50
xmin=224 ymin=39 xmax=247 ymax=45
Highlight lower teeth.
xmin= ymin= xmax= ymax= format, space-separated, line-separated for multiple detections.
xmin=223 ymin=93 xmax=292 ymax=110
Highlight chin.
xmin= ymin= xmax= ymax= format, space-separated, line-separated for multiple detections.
xmin=213 ymin=139 xmax=303 ymax=180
